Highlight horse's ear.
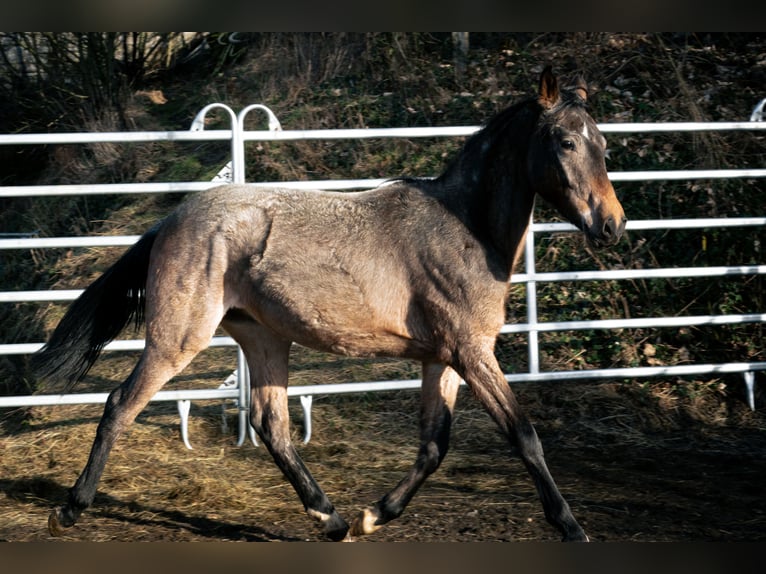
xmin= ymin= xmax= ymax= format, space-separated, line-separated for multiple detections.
xmin=573 ymin=74 xmax=588 ymax=102
xmin=538 ymin=66 xmax=559 ymax=109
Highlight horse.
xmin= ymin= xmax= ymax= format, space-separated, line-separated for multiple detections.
xmin=35 ymin=67 xmax=625 ymax=542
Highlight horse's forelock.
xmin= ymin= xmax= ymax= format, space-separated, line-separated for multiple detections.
xmin=542 ymin=90 xmax=591 ymax=128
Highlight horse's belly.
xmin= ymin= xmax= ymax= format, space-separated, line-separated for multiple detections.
xmin=240 ymin=259 xmax=430 ymax=359
xmin=259 ymin=301 xmax=427 ymax=359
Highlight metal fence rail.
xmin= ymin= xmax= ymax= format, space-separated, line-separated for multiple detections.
xmin=2 ymin=104 xmax=764 ymax=447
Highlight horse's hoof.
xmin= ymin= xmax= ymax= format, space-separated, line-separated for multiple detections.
xmin=319 ymin=511 xmax=350 ymax=542
xmin=325 ymin=521 xmax=349 ymax=542
xmin=48 ymin=508 xmax=69 ymax=537
xmin=562 ymin=530 xmax=589 ymax=542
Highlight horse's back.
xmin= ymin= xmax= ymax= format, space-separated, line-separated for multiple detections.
xmin=155 ymin=184 xmax=429 ymax=356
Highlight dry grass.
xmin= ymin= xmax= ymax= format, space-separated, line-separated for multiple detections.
xmin=2 ymin=343 xmax=765 ymax=542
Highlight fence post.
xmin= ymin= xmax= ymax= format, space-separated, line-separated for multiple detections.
xmin=189 ymin=103 xmax=257 ymax=447
xmin=524 ymin=215 xmax=540 ymax=375
xmin=188 ymin=103 xmax=281 ymax=447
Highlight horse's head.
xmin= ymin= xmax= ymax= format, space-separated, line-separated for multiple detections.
xmin=527 ymin=67 xmax=626 ymax=247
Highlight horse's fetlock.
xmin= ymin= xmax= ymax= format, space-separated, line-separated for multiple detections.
xmin=347 ymin=506 xmax=386 ymax=538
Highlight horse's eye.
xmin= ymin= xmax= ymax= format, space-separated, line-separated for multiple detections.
xmin=561 ymin=139 xmax=576 ymax=151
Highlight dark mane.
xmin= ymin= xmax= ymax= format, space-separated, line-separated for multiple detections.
xmin=441 ymin=97 xmax=539 ymax=183
xmin=389 ymin=86 xmax=587 ymax=195
xmin=399 ymin=96 xmax=543 ymax=248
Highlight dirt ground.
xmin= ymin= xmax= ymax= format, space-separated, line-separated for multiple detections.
xmin=1 ymin=349 xmax=764 ymax=543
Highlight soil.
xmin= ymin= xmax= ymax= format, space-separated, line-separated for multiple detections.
xmin=1 ymin=351 xmax=764 ymax=542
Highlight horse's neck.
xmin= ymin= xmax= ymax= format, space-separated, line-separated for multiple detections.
xmin=488 ymin=171 xmax=535 ymax=275
xmin=436 ymin=124 xmax=536 ymax=276
xmin=506 ymin=192 xmax=535 ymax=274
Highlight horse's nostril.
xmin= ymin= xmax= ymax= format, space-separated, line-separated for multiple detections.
xmin=603 ymin=215 xmax=615 ymax=238
xmin=618 ymin=216 xmax=627 ymax=235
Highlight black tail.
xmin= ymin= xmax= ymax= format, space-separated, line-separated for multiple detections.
xmin=32 ymin=224 xmax=162 ymax=389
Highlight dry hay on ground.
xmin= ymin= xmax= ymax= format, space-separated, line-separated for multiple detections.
xmin=1 ymin=350 xmax=765 ymax=542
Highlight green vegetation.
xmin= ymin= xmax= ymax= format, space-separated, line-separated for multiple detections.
xmin=1 ymin=33 xmax=764 ymax=402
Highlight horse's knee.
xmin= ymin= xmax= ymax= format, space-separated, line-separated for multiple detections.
xmin=512 ymin=416 xmax=545 ymax=461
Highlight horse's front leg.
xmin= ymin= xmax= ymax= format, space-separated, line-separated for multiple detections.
xmin=347 ymin=361 xmax=461 ymax=539
xmin=453 ymin=341 xmax=588 ymax=542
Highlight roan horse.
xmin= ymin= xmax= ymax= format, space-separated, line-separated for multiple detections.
xmin=35 ymin=67 xmax=625 ymax=541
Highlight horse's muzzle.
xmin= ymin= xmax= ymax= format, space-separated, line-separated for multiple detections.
xmin=587 ymin=214 xmax=626 ymax=247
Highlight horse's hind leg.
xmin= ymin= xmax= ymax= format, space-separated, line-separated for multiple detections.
xmin=452 ymin=342 xmax=588 ymax=542
xmin=348 ymin=362 xmax=461 ymax=539
xmin=48 ymin=266 xmax=225 ymax=534
xmin=222 ymin=315 xmax=349 ymax=541
xmin=48 ymin=341 xmax=212 ymax=535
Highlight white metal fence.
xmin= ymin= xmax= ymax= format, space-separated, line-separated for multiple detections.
xmin=1 ymin=103 xmax=765 ymax=447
